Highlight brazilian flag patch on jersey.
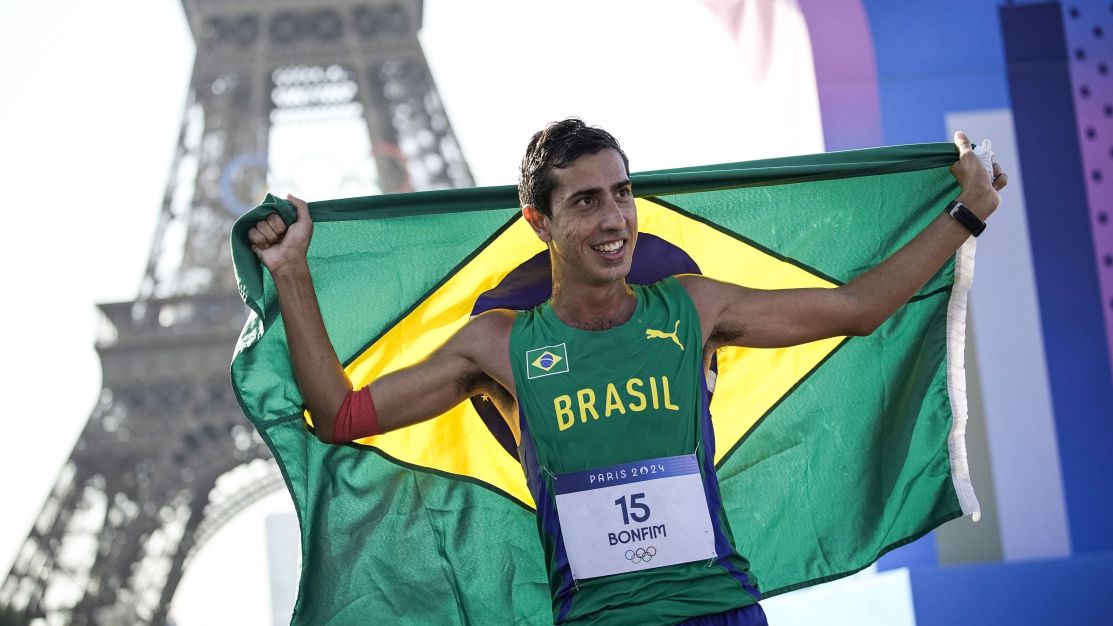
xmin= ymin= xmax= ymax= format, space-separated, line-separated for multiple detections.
xmin=525 ymin=343 xmax=569 ymax=379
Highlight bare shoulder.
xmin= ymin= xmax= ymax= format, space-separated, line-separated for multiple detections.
xmin=676 ymin=274 xmax=716 ymax=302
xmin=459 ymin=308 xmax=516 ymax=345
xmin=676 ymin=274 xmax=749 ymax=349
xmin=676 ymin=274 xmax=746 ymax=313
xmin=423 ymin=308 xmax=515 ymax=370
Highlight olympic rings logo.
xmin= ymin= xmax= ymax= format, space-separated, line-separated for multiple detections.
xmin=624 ymin=546 xmax=657 ymax=564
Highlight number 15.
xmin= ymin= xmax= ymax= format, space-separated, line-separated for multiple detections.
xmin=615 ymin=493 xmax=651 ymax=525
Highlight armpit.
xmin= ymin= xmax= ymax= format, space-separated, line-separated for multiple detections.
xmin=708 ymin=319 xmax=745 ymax=351
xmin=458 ymin=372 xmax=513 ymax=411
xmin=459 ymin=371 xmax=519 ymax=445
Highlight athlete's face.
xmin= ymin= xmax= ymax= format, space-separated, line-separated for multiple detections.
xmin=526 ymin=149 xmax=637 ymax=287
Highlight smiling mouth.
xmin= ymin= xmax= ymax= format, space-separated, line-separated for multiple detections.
xmin=591 ymin=239 xmax=625 ymax=257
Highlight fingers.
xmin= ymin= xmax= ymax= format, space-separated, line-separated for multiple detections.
xmin=247 ymin=226 xmax=271 ymax=253
xmin=265 ymin=212 xmax=287 ymax=235
xmin=252 ymin=214 xmax=284 ymax=241
xmin=248 ymin=194 xmax=312 ymax=262
xmin=248 ymin=212 xmax=289 ymax=253
xmin=954 ymin=131 xmax=973 ymax=155
xmin=992 ymin=161 xmax=1009 ymax=190
xmin=255 ymin=216 xmax=278 ymax=241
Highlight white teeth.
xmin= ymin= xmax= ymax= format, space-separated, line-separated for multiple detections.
xmin=593 ymin=240 xmax=623 ymax=253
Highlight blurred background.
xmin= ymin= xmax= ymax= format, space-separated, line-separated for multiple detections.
xmin=0 ymin=0 xmax=1110 ymax=624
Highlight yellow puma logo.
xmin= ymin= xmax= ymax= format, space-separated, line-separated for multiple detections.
xmin=645 ymin=320 xmax=685 ymax=351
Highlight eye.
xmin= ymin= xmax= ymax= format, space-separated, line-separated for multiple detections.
xmin=617 ymin=187 xmax=632 ymax=198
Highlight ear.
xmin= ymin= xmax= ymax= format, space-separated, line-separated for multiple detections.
xmin=522 ymin=204 xmax=552 ymax=243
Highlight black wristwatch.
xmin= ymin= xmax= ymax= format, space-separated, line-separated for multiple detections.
xmin=944 ymin=200 xmax=986 ymax=237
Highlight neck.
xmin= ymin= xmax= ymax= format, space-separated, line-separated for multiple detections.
xmin=550 ymin=271 xmax=635 ymax=331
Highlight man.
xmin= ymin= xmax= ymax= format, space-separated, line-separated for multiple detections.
xmin=247 ymin=119 xmax=1006 ymax=625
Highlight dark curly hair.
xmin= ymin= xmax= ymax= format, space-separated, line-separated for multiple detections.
xmin=518 ymin=118 xmax=630 ymax=217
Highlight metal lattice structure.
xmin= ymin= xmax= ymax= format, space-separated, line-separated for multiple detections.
xmin=0 ymin=1 xmax=472 ymax=624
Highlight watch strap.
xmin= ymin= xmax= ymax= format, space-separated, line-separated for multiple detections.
xmin=944 ymin=200 xmax=986 ymax=237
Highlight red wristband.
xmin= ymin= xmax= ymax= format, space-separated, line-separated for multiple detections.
xmin=332 ymin=386 xmax=380 ymax=442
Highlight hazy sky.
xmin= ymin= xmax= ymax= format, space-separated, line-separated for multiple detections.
xmin=0 ymin=0 xmax=839 ymax=623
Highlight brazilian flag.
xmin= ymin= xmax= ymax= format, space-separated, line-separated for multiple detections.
xmin=230 ymin=143 xmax=979 ymax=625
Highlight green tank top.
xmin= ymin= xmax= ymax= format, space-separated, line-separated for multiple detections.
xmin=510 ymin=277 xmax=759 ymax=625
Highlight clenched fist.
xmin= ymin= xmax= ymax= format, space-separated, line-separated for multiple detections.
xmin=950 ymin=131 xmax=1008 ymax=220
xmin=248 ymin=194 xmax=313 ymax=276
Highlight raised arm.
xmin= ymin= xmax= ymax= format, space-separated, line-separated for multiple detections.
xmin=684 ymin=132 xmax=1008 ymax=350
xmin=247 ymin=195 xmax=509 ymax=443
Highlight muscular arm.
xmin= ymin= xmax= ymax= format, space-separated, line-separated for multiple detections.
xmin=362 ymin=311 xmax=515 ymax=438
xmin=250 ymin=195 xmax=513 ymax=444
xmin=684 ymin=132 xmax=1008 ymax=351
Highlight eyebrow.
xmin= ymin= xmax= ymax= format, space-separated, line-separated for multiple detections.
xmin=567 ymin=179 xmax=633 ymax=201
xmin=568 ymin=186 xmax=603 ymax=200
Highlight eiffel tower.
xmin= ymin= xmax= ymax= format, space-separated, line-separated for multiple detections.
xmin=0 ymin=1 xmax=472 ymax=624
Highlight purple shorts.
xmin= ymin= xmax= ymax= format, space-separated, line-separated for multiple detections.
xmin=676 ymin=602 xmax=768 ymax=626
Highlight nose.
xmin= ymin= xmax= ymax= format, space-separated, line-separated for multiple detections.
xmin=600 ymin=196 xmax=626 ymax=231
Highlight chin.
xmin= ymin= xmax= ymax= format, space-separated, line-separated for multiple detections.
xmin=592 ymin=261 xmax=633 ymax=284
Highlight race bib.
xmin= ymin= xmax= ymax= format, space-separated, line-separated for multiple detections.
xmin=553 ymin=454 xmax=717 ymax=580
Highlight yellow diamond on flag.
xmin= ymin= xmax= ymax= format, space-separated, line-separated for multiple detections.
xmin=532 ymin=351 xmax=562 ymax=372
